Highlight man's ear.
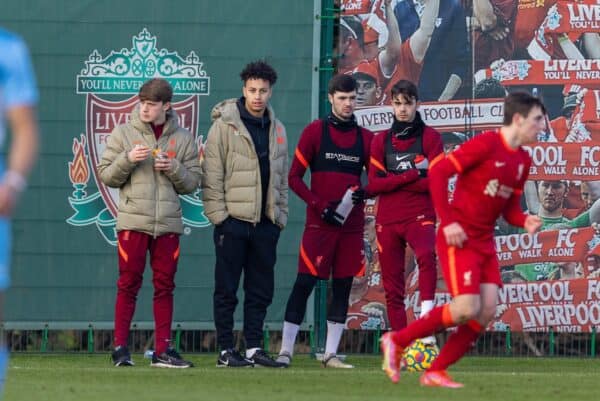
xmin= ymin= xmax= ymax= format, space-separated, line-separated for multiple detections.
xmin=512 ymin=112 xmax=524 ymax=127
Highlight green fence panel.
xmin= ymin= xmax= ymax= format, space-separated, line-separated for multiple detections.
xmin=1 ymin=0 xmax=318 ymax=329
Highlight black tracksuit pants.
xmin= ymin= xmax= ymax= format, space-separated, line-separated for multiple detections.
xmin=213 ymin=217 xmax=280 ymax=350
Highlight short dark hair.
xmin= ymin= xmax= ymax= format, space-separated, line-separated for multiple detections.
xmin=240 ymin=60 xmax=278 ymax=86
xmin=390 ymin=80 xmax=419 ymax=102
xmin=139 ymin=78 xmax=173 ymax=103
xmin=474 ymin=78 xmax=506 ymax=99
xmin=503 ymin=91 xmax=546 ymax=125
xmin=328 ymin=74 xmax=357 ymax=95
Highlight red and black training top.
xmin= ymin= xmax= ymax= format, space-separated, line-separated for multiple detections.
xmin=289 ymin=118 xmax=373 ymax=232
xmin=366 ymin=126 xmax=443 ymax=225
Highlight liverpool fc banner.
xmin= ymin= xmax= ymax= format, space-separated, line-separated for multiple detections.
xmin=66 ymin=29 xmax=211 ymax=245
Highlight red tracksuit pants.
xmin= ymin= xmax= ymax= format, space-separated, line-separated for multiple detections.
xmin=114 ymin=230 xmax=179 ymax=354
xmin=377 ymin=219 xmax=436 ymax=330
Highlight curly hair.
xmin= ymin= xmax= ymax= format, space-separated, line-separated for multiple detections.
xmin=240 ymin=60 xmax=278 ymax=86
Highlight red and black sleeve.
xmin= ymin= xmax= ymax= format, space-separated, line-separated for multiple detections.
xmin=365 ymin=131 xmax=419 ymax=196
xmin=288 ymin=121 xmax=328 ymax=213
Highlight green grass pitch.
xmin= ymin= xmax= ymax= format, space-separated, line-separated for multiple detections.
xmin=5 ymin=354 xmax=598 ymax=401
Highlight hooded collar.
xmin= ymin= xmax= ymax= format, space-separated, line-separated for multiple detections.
xmin=237 ymin=97 xmax=271 ymax=129
xmin=390 ymin=111 xmax=424 ymax=139
xmin=130 ymin=104 xmax=179 ymax=137
xmin=327 ymin=112 xmax=358 ymax=132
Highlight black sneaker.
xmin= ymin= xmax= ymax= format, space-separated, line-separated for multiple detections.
xmin=249 ymin=349 xmax=287 ymax=368
xmin=216 ymin=349 xmax=254 ymax=368
xmin=111 ymin=346 xmax=134 ymax=366
xmin=151 ymin=348 xmax=193 ymax=368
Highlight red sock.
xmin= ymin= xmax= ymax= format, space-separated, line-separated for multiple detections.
xmin=392 ymin=305 xmax=455 ymax=348
xmin=429 ymin=320 xmax=483 ymax=371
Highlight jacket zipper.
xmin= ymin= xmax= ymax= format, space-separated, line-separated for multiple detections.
xmin=153 ymin=135 xmax=160 ymax=238
xmin=266 ymin=121 xmax=277 ymax=222
xmin=237 ymin=123 xmax=262 ymax=223
xmin=152 ymin=125 xmax=171 ymax=238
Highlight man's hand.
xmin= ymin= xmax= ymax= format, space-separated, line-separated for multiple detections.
xmin=414 ymin=156 xmax=429 ymax=177
xmin=351 ymin=188 xmax=366 ymax=205
xmin=128 ymin=144 xmax=151 ymax=163
xmin=488 ymin=25 xmax=509 ymax=41
xmin=321 ymin=204 xmax=343 ymax=227
xmin=443 ymin=222 xmax=468 ymax=247
xmin=154 ymin=152 xmax=173 ymax=172
xmin=524 ymin=215 xmax=543 ymax=234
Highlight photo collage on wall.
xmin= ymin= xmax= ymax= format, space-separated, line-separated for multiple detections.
xmin=341 ymin=0 xmax=600 ymax=333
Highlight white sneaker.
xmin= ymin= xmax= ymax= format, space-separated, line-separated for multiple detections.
xmin=322 ymin=353 xmax=354 ymax=369
xmin=420 ymin=335 xmax=437 ymax=346
xmin=275 ymin=352 xmax=292 ymax=367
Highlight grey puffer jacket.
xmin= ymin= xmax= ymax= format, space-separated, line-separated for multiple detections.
xmin=97 ymin=105 xmax=201 ymax=236
xmin=201 ymin=99 xmax=288 ymax=228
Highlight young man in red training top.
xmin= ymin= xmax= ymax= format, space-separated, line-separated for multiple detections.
xmin=380 ymin=91 xmax=544 ymax=387
xmin=366 ymin=80 xmax=442 ymax=345
xmin=275 ymin=74 xmax=373 ymax=368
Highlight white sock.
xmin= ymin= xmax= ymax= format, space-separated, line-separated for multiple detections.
xmin=280 ymin=321 xmax=300 ymax=356
xmin=420 ymin=300 xmax=434 ymax=317
xmin=420 ymin=300 xmax=437 ymax=345
xmin=325 ymin=321 xmax=345 ymax=356
xmin=246 ymin=347 xmax=260 ymax=359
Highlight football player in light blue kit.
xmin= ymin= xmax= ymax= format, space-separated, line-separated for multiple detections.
xmin=0 ymin=27 xmax=39 ymax=394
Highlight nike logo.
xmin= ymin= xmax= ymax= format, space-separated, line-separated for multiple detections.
xmin=495 ymin=161 xmax=506 ymax=167
xmin=395 ymin=154 xmax=411 ymax=161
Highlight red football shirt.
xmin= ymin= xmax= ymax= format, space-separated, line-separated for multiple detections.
xmin=550 ymin=116 xmax=569 ymax=142
xmin=473 ymin=0 xmax=518 ymax=70
xmin=380 ymin=41 xmax=423 ymax=105
xmin=514 ymin=0 xmax=557 ymax=51
xmin=429 ymin=131 xmax=531 ymax=246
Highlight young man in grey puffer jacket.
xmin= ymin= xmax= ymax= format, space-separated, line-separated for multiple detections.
xmin=98 ymin=78 xmax=200 ymax=369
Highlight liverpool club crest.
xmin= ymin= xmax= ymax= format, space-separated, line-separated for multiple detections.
xmin=67 ymin=28 xmax=211 ymax=245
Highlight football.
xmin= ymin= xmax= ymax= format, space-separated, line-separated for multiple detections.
xmin=402 ymin=339 xmax=439 ymax=372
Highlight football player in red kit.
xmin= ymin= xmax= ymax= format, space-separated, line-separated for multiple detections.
xmin=276 ymin=74 xmax=373 ymax=368
xmin=380 ymin=92 xmax=544 ymax=387
xmin=366 ymin=80 xmax=443 ymax=344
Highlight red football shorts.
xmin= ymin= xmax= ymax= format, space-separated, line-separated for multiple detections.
xmin=298 ymin=227 xmax=364 ymax=279
xmin=436 ymin=231 xmax=501 ymax=296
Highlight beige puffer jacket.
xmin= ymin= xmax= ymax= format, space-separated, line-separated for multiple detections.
xmin=97 ymin=106 xmax=201 ymax=236
xmin=201 ymin=99 xmax=288 ymax=228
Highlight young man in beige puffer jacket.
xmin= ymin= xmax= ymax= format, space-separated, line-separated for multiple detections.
xmin=201 ymin=60 xmax=288 ymax=368
xmin=98 ymin=78 xmax=200 ymax=369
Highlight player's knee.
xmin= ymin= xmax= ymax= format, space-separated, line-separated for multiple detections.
xmin=478 ymin=304 xmax=496 ymax=324
xmin=415 ymin=251 xmax=435 ymax=267
xmin=295 ymin=273 xmax=318 ymax=294
xmin=284 ymin=274 xmax=318 ymax=324
xmin=453 ymin=302 xmax=481 ymax=323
